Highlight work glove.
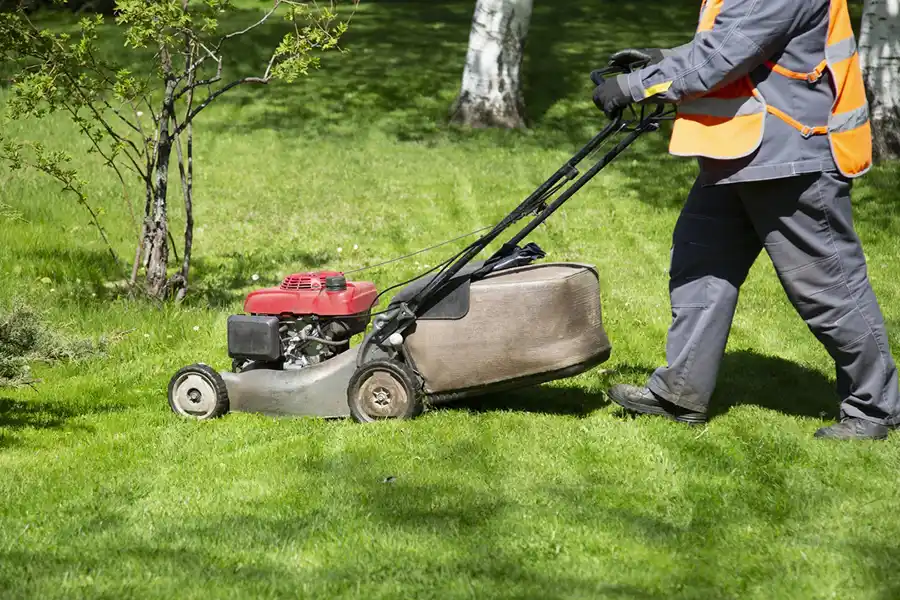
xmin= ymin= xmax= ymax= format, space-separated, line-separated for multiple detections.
xmin=592 ymin=75 xmax=631 ymax=117
xmin=608 ymin=48 xmax=666 ymax=69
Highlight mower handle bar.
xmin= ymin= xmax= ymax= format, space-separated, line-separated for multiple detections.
xmin=366 ymin=64 xmax=670 ymax=347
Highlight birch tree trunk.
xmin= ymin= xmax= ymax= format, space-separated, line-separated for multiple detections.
xmin=451 ymin=0 xmax=533 ymax=129
xmin=144 ymin=52 xmax=177 ymax=299
xmin=859 ymin=0 xmax=900 ymax=157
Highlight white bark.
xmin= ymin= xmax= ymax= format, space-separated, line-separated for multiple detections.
xmin=859 ymin=0 xmax=900 ymax=121
xmin=451 ymin=0 xmax=533 ymax=128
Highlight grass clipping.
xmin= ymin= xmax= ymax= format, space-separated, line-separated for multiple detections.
xmin=0 ymin=303 xmax=106 ymax=387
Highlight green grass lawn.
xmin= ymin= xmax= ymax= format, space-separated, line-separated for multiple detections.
xmin=3 ymin=1 xmax=900 ymax=598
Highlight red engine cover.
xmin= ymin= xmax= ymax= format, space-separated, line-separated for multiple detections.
xmin=243 ymin=271 xmax=378 ymax=317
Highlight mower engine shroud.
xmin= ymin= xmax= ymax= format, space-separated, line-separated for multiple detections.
xmin=227 ymin=271 xmax=375 ymax=372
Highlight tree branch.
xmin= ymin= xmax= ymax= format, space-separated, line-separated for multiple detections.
xmin=144 ymin=96 xmax=158 ymax=125
xmin=168 ymin=1 xmax=291 ymax=119
xmin=174 ymin=40 xmax=223 ymax=100
xmin=175 ymin=76 xmax=269 ymax=133
xmin=66 ymin=183 xmax=121 ymax=269
xmin=172 ymin=120 xmax=193 ymax=301
xmin=101 ymin=98 xmax=144 ymax=136
xmin=263 ymin=47 xmax=279 ymax=81
xmin=219 ymin=1 xmax=282 ymax=46
xmin=168 ymin=227 xmax=180 ymax=263
xmin=198 ymin=41 xmax=222 ymax=67
xmin=175 ymin=72 xmax=221 ymax=99
xmin=25 ymin=16 xmax=150 ymax=175
xmin=58 ymin=100 xmax=147 ymax=183
xmin=2 ymin=152 xmax=122 ymax=269
xmin=81 ymin=45 xmax=146 ymax=138
xmin=59 ymin=75 xmax=149 ymax=176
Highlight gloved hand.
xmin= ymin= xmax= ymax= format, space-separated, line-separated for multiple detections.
xmin=592 ymin=75 xmax=631 ymax=117
xmin=608 ymin=48 xmax=666 ymax=69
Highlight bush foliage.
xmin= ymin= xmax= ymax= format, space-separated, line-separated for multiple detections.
xmin=0 ymin=303 xmax=106 ymax=386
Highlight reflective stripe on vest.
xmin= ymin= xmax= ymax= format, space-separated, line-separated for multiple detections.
xmin=823 ymin=0 xmax=872 ymax=176
xmin=669 ymin=78 xmax=767 ymax=160
xmin=669 ymin=0 xmax=872 ymax=178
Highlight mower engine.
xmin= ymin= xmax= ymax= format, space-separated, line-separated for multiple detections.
xmin=227 ymin=271 xmax=377 ymax=371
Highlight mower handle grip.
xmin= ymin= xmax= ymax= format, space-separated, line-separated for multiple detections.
xmin=591 ymin=59 xmax=665 ymax=123
xmin=590 ymin=65 xmax=627 ymax=122
xmin=591 ymin=56 xmax=650 ymax=84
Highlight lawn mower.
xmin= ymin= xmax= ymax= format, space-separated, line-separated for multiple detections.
xmin=167 ymin=64 xmax=674 ymax=423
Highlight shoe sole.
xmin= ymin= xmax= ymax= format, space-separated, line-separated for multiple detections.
xmin=607 ymin=389 xmax=707 ymax=425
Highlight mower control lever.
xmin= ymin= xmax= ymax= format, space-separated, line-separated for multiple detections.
xmin=590 ymin=57 xmax=649 ymax=85
xmin=368 ymin=303 xmax=417 ymax=350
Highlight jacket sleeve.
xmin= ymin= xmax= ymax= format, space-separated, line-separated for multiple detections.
xmin=623 ymin=0 xmax=810 ymax=104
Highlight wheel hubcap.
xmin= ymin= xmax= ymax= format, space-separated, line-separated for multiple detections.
xmin=358 ymin=372 xmax=408 ymax=418
xmin=172 ymin=373 xmax=217 ymax=417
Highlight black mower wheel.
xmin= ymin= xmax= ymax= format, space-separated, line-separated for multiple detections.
xmin=347 ymin=360 xmax=423 ymax=423
xmin=168 ymin=363 xmax=229 ymax=420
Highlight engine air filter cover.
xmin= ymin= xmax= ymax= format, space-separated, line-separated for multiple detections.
xmin=227 ymin=315 xmax=281 ymax=361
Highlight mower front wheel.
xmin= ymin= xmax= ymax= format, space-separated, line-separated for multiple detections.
xmin=168 ymin=363 xmax=230 ymax=420
xmin=347 ymin=360 xmax=423 ymax=423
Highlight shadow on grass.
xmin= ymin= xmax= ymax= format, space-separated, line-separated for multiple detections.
xmin=175 ymin=0 xmax=701 ymax=217
xmin=269 ymin=437 xmax=882 ymax=598
xmin=711 ymin=350 xmax=839 ymax=420
xmin=0 ymin=395 xmax=125 ymax=448
xmin=849 ymin=541 xmax=900 ymax=600
xmin=441 ymin=365 xmax=662 ymax=417
xmin=337 ymin=433 xmax=898 ymax=598
xmin=498 ymin=349 xmax=840 ymax=421
xmin=1 ymin=426 xmax=894 ymax=598
xmin=442 ymin=385 xmax=610 ymax=418
xmin=0 ymin=516 xmax=667 ymax=600
xmin=179 ymin=0 xmax=697 ymax=144
xmin=13 ymin=0 xmax=891 ymax=223
xmin=12 ymin=246 xmax=125 ymax=289
xmin=0 ymin=544 xmax=290 ymax=598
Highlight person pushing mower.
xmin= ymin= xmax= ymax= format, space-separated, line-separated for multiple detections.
xmin=592 ymin=0 xmax=900 ymax=439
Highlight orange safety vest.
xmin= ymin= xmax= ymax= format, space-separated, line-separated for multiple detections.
xmin=669 ymin=0 xmax=872 ymax=178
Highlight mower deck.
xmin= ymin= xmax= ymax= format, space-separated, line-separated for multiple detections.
xmin=222 ymin=348 xmax=358 ymax=418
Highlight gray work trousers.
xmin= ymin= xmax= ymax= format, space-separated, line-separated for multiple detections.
xmin=647 ymin=170 xmax=900 ymax=425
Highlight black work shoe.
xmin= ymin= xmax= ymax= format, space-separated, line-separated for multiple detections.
xmin=814 ymin=418 xmax=890 ymax=440
xmin=607 ymin=384 xmax=707 ymax=424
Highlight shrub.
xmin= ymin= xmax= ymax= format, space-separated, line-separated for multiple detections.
xmin=0 ymin=303 xmax=106 ymax=387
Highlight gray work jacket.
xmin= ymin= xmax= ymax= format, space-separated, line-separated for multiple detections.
xmin=624 ymin=0 xmax=840 ymax=185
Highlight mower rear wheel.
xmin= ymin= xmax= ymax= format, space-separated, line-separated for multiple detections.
xmin=347 ymin=360 xmax=423 ymax=423
xmin=168 ymin=363 xmax=229 ymax=420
